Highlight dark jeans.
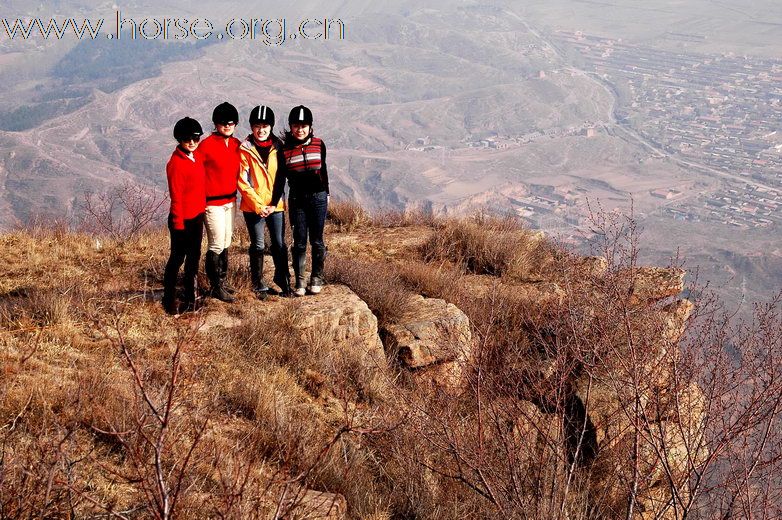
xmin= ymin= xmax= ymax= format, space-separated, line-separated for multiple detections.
xmin=289 ymin=190 xmax=328 ymax=282
xmin=243 ymin=210 xmax=289 ymax=286
xmin=163 ymin=213 xmax=204 ymax=303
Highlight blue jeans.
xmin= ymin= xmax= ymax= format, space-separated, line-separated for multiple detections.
xmin=243 ymin=210 xmax=289 ymax=288
xmin=289 ymin=190 xmax=328 ymax=285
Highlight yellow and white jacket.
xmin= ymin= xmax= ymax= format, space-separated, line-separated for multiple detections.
xmin=237 ymin=137 xmax=285 ymax=214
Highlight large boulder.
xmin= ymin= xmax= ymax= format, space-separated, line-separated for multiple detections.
xmin=381 ymin=295 xmax=471 ymax=369
xmin=627 ymin=267 xmax=686 ymax=305
xmin=290 ymin=285 xmax=388 ymax=375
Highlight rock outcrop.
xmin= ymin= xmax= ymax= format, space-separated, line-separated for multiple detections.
xmin=627 ymin=266 xmax=686 ymax=304
xmin=380 ymin=295 xmax=472 ymax=389
xmin=381 ymin=295 xmax=471 ymax=369
xmin=215 ymin=266 xmax=702 ymax=519
xmin=291 ymin=285 xmax=389 ymax=377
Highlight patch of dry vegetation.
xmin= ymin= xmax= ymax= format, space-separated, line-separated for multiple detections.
xmin=2 ymin=207 xmax=782 ymax=519
xmin=327 ymin=200 xmax=371 ymax=232
xmin=419 ymin=214 xmax=554 ymax=280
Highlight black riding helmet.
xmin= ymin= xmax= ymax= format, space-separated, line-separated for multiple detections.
xmin=249 ymin=105 xmax=275 ymax=127
xmin=212 ymin=102 xmax=239 ymax=125
xmin=288 ymin=105 xmax=313 ymax=126
xmin=173 ymin=117 xmax=203 ymax=142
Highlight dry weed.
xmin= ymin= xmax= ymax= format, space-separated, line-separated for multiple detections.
xmin=324 ymin=255 xmax=409 ymax=326
xmin=420 ymin=214 xmax=552 ymax=280
xmin=327 ymin=199 xmax=371 ymax=232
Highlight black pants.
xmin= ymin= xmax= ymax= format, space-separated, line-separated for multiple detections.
xmin=289 ymin=191 xmax=328 ymax=283
xmin=163 ymin=213 xmax=204 ymax=303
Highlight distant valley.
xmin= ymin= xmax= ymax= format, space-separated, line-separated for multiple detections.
xmin=0 ymin=0 xmax=780 ymax=314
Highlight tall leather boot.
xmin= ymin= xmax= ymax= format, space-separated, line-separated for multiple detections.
xmin=292 ymin=248 xmax=307 ymax=297
xmin=219 ymin=249 xmax=236 ymax=294
xmin=162 ymin=266 xmax=179 ymax=315
xmin=180 ymin=273 xmax=198 ymax=313
xmin=309 ymin=247 xmax=326 ymax=294
xmin=249 ymin=250 xmax=268 ymax=300
xmin=206 ymin=250 xmax=234 ymax=302
xmin=270 ymin=245 xmax=292 ymax=297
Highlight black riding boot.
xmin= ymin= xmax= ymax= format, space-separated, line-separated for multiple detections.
xmin=219 ymin=249 xmax=236 ymax=294
xmin=162 ymin=269 xmax=179 ymax=315
xmin=206 ymin=250 xmax=234 ymax=302
xmin=249 ymin=250 xmax=268 ymax=299
xmin=180 ymin=273 xmax=198 ymax=313
xmin=270 ymin=245 xmax=292 ymax=296
xmin=292 ymin=248 xmax=307 ymax=296
xmin=309 ymin=247 xmax=326 ymax=294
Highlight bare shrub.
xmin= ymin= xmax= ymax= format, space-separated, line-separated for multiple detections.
xmin=0 ymin=423 xmax=87 ymax=517
xmin=79 ymin=180 xmax=167 ymax=241
xmin=325 ymin=255 xmax=409 ymax=326
xmin=337 ymin=205 xmax=782 ymax=520
xmin=327 ymin=199 xmax=370 ymax=232
xmin=436 ymin=210 xmax=782 ymax=519
xmin=0 ymin=331 xmax=98 ymax=517
xmin=370 ymin=207 xmax=437 ymax=229
xmin=419 ymin=214 xmax=551 ymax=279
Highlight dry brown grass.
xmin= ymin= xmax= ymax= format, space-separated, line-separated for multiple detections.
xmin=397 ymin=261 xmax=468 ymax=306
xmin=0 ymin=220 xmax=398 ymax=517
xmin=327 ymin=199 xmax=371 ymax=232
xmin=419 ymin=214 xmax=554 ymax=280
xmin=325 ymin=199 xmax=437 ymax=233
xmin=324 ymin=255 xmax=410 ymax=327
xmin=3 ymin=206 xmax=779 ymax=519
xmin=369 ymin=207 xmax=437 ymax=229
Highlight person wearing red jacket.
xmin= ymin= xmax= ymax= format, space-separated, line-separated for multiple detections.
xmin=163 ymin=117 xmax=206 ymax=315
xmin=196 ymin=102 xmax=241 ymax=303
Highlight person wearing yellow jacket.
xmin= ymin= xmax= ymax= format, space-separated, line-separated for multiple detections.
xmin=238 ymin=105 xmax=291 ymax=298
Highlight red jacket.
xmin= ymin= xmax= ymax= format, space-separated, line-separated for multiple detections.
xmin=166 ymin=147 xmax=206 ymax=230
xmin=196 ymin=133 xmax=241 ymax=206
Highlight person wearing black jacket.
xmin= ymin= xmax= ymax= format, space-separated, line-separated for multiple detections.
xmin=271 ymin=105 xmax=328 ymax=296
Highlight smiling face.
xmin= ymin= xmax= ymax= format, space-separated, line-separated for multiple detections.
xmin=215 ymin=122 xmax=236 ymax=137
xmin=290 ymin=123 xmax=311 ymax=140
xmin=179 ymin=136 xmax=200 ymax=152
xmin=252 ymin=123 xmax=272 ymax=141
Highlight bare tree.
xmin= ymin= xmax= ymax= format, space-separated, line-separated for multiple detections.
xmin=79 ymin=180 xmax=167 ymax=241
xmin=358 ymin=207 xmax=782 ymax=520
